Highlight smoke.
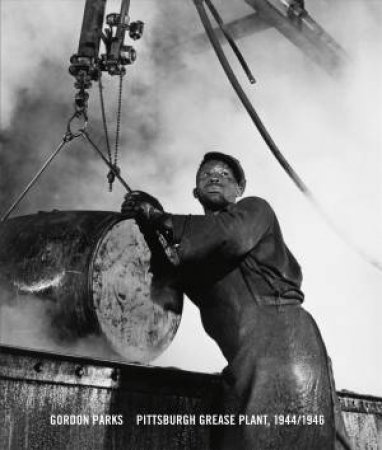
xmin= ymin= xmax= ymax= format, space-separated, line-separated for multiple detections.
xmin=0 ymin=284 xmax=119 ymax=359
xmin=1 ymin=0 xmax=381 ymax=395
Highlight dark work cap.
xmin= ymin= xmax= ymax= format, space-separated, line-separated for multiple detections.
xmin=198 ymin=152 xmax=246 ymax=190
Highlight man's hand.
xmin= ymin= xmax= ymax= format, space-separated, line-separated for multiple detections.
xmin=121 ymin=191 xmax=163 ymax=221
xmin=121 ymin=190 xmax=176 ymax=262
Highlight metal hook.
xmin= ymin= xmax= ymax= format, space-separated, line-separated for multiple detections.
xmin=66 ymin=111 xmax=89 ymax=138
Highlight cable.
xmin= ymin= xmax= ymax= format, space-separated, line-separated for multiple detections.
xmin=204 ymin=0 xmax=256 ymax=84
xmin=0 ymin=134 xmax=75 ymax=222
xmin=194 ymin=0 xmax=310 ymax=195
xmin=192 ymin=0 xmax=382 ymax=273
xmin=81 ymin=130 xmax=132 ymax=193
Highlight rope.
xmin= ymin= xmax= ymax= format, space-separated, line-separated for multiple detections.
xmin=192 ymin=0 xmax=382 ymax=273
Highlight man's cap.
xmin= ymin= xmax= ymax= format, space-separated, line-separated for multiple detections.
xmin=198 ymin=152 xmax=246 ymax=190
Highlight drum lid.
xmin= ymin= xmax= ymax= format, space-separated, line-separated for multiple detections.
xmin=91 ymin=218 xmax=183 ymax=363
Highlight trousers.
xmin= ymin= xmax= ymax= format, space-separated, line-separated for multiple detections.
xmin=211 ymin=304 xmax=352 ymax=450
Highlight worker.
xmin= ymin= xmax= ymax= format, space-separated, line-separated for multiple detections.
xmin=121 ymin=152 xmax=351 ymax=449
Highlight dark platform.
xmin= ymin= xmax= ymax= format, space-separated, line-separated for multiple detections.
xmin=0 ymin=345 xmax=380 ymax=449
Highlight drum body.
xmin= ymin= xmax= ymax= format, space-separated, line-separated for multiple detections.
xmin=0 ymin=211 xmax=183 ymax=363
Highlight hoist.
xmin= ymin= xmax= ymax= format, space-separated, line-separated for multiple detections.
xmin=0 ymin=0 xmax=142 ymax=223
xmin=0 ymin=0 xmax=347 ymax=222
xmin=0 ymin=0 xmax=380 ymax=273
xmin=68 ymin=0 xmax=143 ymax=191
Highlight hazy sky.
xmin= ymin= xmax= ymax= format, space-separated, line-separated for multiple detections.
xmin=0 ymin=0 xmax=381 ymax=397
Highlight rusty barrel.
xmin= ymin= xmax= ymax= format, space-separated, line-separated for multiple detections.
xmin=0 ymin=211 xmax=183 ymax=363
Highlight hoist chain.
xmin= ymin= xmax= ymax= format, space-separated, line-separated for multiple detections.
xmin=98 ymin=72 xmax=112 ymax=164
xmin=82 ymin=130 xmax=132 ymax=193
xmin=68 ymin=0 xmax=144 ymax=194
xmin=103 ymin=69 xmax=125 ymax=191
xmin=114 ymin=70 xmax=125 ymax=167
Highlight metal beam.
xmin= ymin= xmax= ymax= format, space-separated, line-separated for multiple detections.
xmin=244 ymin=0 xmax=348 ymax=75
xmin=190 ymin=12 xmax=270 ymax=52
xmin=77 ymin=0 xmax=107 ymax=58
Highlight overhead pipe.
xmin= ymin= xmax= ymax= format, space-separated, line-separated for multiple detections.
xmin=77 ymin=0 xmax=107 ymax=58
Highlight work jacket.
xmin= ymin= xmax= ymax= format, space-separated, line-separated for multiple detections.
xmin=171 ymin=196 xmax=304 ymax=362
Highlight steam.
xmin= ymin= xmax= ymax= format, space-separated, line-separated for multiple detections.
xmin=0 ymin=0 xmax=381 ymax=395
xmin=0 ymin=285 xmax=119 ymax=359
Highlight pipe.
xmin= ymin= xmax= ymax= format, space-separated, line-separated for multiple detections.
xmin=77 ymin=0 xmax=107 ymax=58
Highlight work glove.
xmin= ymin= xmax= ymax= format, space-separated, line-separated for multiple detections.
xmin=121 ymin=191 xmax=178 ymax=266
xmin=121 ymin=190 xmax=164 ymax=220
xmin=121 ymin=191 xmax=173 ymax=237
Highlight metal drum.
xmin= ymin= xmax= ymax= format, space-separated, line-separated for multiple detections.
xmin=0 ymin=211 xmax=183 ymax=363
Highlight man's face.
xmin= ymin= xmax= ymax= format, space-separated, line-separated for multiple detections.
xmin=195 ymin=159 xmax=242 ymax=211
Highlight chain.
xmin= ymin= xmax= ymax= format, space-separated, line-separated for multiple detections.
xmin=103 ymin=70 xmax=125 ymax=191
xmin=82 ymin=130 xmax=132 ymax=193
xmin=114 ymin=70 xmax=125 ymax=167
xmin=98 ymin=71 xmax=112 ymax=164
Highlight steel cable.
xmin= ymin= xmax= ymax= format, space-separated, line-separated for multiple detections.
xmin=81 ymin=130 xmax=132 ymax=192
xmin=0 ymin=134 xmax=75 ymax=222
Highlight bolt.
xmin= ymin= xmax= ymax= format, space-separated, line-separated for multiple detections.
xmin=75 ymin=366 xmax=85 ymax=377
xmin=34 ymin=362 xmax=43 ymax=373
xmin=111 ymin=369 xmax=119 ymax=382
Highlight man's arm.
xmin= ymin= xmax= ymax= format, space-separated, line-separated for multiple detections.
xmin=171 ymin=197 xmax=274 ymax=265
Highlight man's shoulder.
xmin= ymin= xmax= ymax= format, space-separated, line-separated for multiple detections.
xmin=227 ymin=197 xmax=275 ymax=224
xmin=236 ymin=196 xmax=274 ymax=212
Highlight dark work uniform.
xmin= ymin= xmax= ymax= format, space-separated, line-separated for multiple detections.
xmin=170 ymin=196 xmax=351 ymax=450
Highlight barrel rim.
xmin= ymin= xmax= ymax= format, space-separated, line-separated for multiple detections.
xmin=88 ymin=216 xmax=184 ymax=362
xmin=87 ymin=214 xmax=127 ymax=321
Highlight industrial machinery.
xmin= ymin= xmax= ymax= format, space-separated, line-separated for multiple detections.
xmin=188 ymin=0 xmax=347 ymax=76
